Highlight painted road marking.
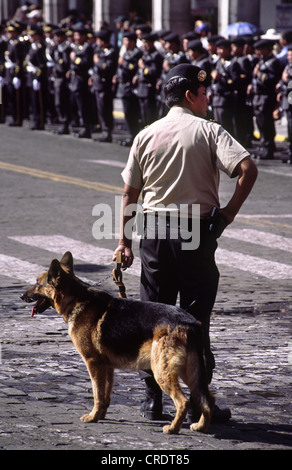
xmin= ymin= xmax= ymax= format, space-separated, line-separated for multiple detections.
xmin=8 ymin=233 xmax=292 ymax=280
xmin=0 ymin=254 xmax=46 ymax=284
xmin=84 ymin=159 xmax=125 ymax=168
xmin=0 ymin=161 xmax=123 ymax=194
xmin=238 ymin=214 xmax=292 ymax=218
xmin=260 ymin=168 xmax=292 ymax=178
xmin=9 ymin=235 xmax=141 ymax=277
xmin=223 ymin=228 xmax=292 ymax=252
xmin=0 ymin=254 xmax=99 ymax=285
xmin=216 ymin=248 xmax=292 ymax=280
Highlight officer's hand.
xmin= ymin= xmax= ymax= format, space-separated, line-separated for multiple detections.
xmin=113 ymin=245 xmax=134 ymax=269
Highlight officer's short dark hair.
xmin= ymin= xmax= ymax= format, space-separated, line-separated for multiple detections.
xmin=164 ymin=64 xmax=210 ymax=108
xmin=164 ymin=77 xmax=202 ymax=108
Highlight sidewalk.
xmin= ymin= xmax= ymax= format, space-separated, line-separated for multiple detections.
xmin=0 ymin=282 xmax=291 ymax=452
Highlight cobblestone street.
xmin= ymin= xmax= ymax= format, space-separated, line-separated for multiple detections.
xmin=0 ymin=122 xmax=291 ymax=455
xmin=0 ymin=284 xmax=291 ymax=452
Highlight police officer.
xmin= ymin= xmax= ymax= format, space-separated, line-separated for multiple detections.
xmin=278 ymin=46 xmax=292 ymax=164
xmin=157 ymin=32 xmax=188 ymax=118
xmin=187 ymin=39 xmax=212 ymax=74
xmin=207 ymin=35 xmax=224 ymax=70
xmin=244 ymin=37 xmax=259 ymax=147
xmin=162 ymin=32 xmax=188 ymax=72
xmin=211 ymin=38 xmax=241 ymax=137
xmin=0 ymin=24 xmax=6 ymax=123
xmin=230 ymin=37 xmax=253 ymax=146
xmin=92 ymin=29 xmax=117 ymax=143
xmin=69 ymin=26 xmax=93 ymax=138
xmin=4 ymin=22 xmax=25 ymax=126
xmin=25 ymin=26 xmax=47 ymax=130
xmin=51 ymin=28 xmax=72 ymax=135
xmin=134 ymin=32 xmax=163 ymax=127
xmin=114 ymin=63 xmax=258 ymax=423
xmin=252 ymin=39 xmax=283 ymax=159
xmin=115 ymin=31 xmax=143 ymax=146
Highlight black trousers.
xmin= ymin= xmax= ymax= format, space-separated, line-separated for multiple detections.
xmin=54 ymin=78 xmax=71 ymax=128
xmin=139 ymin=217 xmax=220 ymax=382
xmin=122 ymin=93 xmax=141 ymax=139
xmin=253 ymin=94 xmax=276 ymax=156
xmin=95 ymin=89 xmax=113 ymax=135
xmin=212 ymin=106 xmax=235 ymax=137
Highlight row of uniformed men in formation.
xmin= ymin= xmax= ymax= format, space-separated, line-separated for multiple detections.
xmin=0 ymin=20 xmax=291 ymax=157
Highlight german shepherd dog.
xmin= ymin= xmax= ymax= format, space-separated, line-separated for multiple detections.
xmin=21 ymin=252 xmax=214 ymax=434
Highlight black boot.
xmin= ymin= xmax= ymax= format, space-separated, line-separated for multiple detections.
xmin=140 ymin=376 xmax=163 ymax=420
xmin=187 ymin=403 xmax=231 ymax=424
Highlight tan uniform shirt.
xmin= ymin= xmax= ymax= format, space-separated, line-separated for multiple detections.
xmin=121 ymin=106 xmax=250 ymax=218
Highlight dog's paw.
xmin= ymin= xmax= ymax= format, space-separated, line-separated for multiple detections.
xmin=162 ymin=424 xmax=179 ymax=434
xmin=190 ymin=422 xmax=207 ymax=433
xmin=80 ymin=413 xmax=98 ymax=423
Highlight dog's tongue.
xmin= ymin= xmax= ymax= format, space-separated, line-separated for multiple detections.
xmin=31 ymin=307 xmax=36 ymax=318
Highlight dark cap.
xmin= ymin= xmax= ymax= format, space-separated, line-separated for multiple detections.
xmin=208 ymin=35 xmax=224 ymax=44
xmin=27 ymin=25 xmax=43 ymax=36
xmin=156 ymin=29 xmax=172 ymax=39
xmin=254 ymin=39 xmax=274 ymax=49
xmin=95 ymin=29 xmax=111 ymax=41
xmin=72 ymin=25 xmax=88 ymax=35
xmin=230 ymin=36 xmax=245 ymax=46
xmin=134 ymin=24 xmax=152 ymax=33
xmin=123 ymin=31 xmax=137 ymax=41
xmin=187 ymin=39 xmax=204 ymax=51
xmin=142 ymin=32 xmax=158 ymax=42
xmin=216 ymin=38 xmax=231 ymax=48
xmin=7 ymin=23 xmax=20 ymax=32
xmin=166 ymin=63 xmax=210 ymax=87
xmin=164 ymin=32 xmax=180 ymax=44
xmin=182 ymin=31 xmax=199 ymax=41
xmin=53 ymin=28 xmax=66 ymax=36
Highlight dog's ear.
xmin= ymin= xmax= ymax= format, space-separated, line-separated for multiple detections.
xmin=48 ymin=259 xmax=61 ymax=285
xmin=60 ymin=251 xmax=74 ymax=274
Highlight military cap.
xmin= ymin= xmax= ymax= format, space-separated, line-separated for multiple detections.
xmin=123 ymin=31 xmax=137 ymax=40
xmin=156 ymin=30 xmax=172 ymax=39
xmin=187 ymin=39 xmax=204 ymax=51
xmin=166 ymin=63 xmax=210 ymax=87
xmin=72 ymin=25 xmax=88 ymax=35
xmin=95 ymin=29 xmax=111 ymax=41
xmin=208 ymin=35 xmax=224 ymax=44
xmin=7 ymin=23 xmax=20 ymax=32
xmin=242 ymin=35 xmax=255 ymax=45
xmin=27 ymin=25 xmax=43 ymax=36
xmin=254 ymin=39 xmax=274 ymax=49
xmin=43 ymin=24 xmax=57 ymax=33
xmin=141 ymin=32 xmax=158 ymax=42
xmin=182 ymin=31 xmax=199 ymax=41
xmin=53 ymin=28 xmax=66 ymax=36
xmin=134 ymin=24 xmax=152 ymax=34
xmin=164 ymin=32 xmax=180 ymax=44
xmin=230 ymin=36 xmax=245 ymax=46
xmin=216 ymin=38 xmax=231 ymax=48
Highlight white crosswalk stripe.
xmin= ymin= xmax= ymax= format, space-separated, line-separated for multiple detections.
xmin=216 ymin=248 xmax=292 ymax=280
xmin=1 ymin=229 xmax=291 ymax=284
xmin=0 ymin=254 xmax=45 ymax=284
xmin=9 ymin=235 xmax=141 ymax=276
xmin=223 ymin=228 xmax=292 ymax=252
xmin=0 ymin=254 xmax=98 ymax=285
